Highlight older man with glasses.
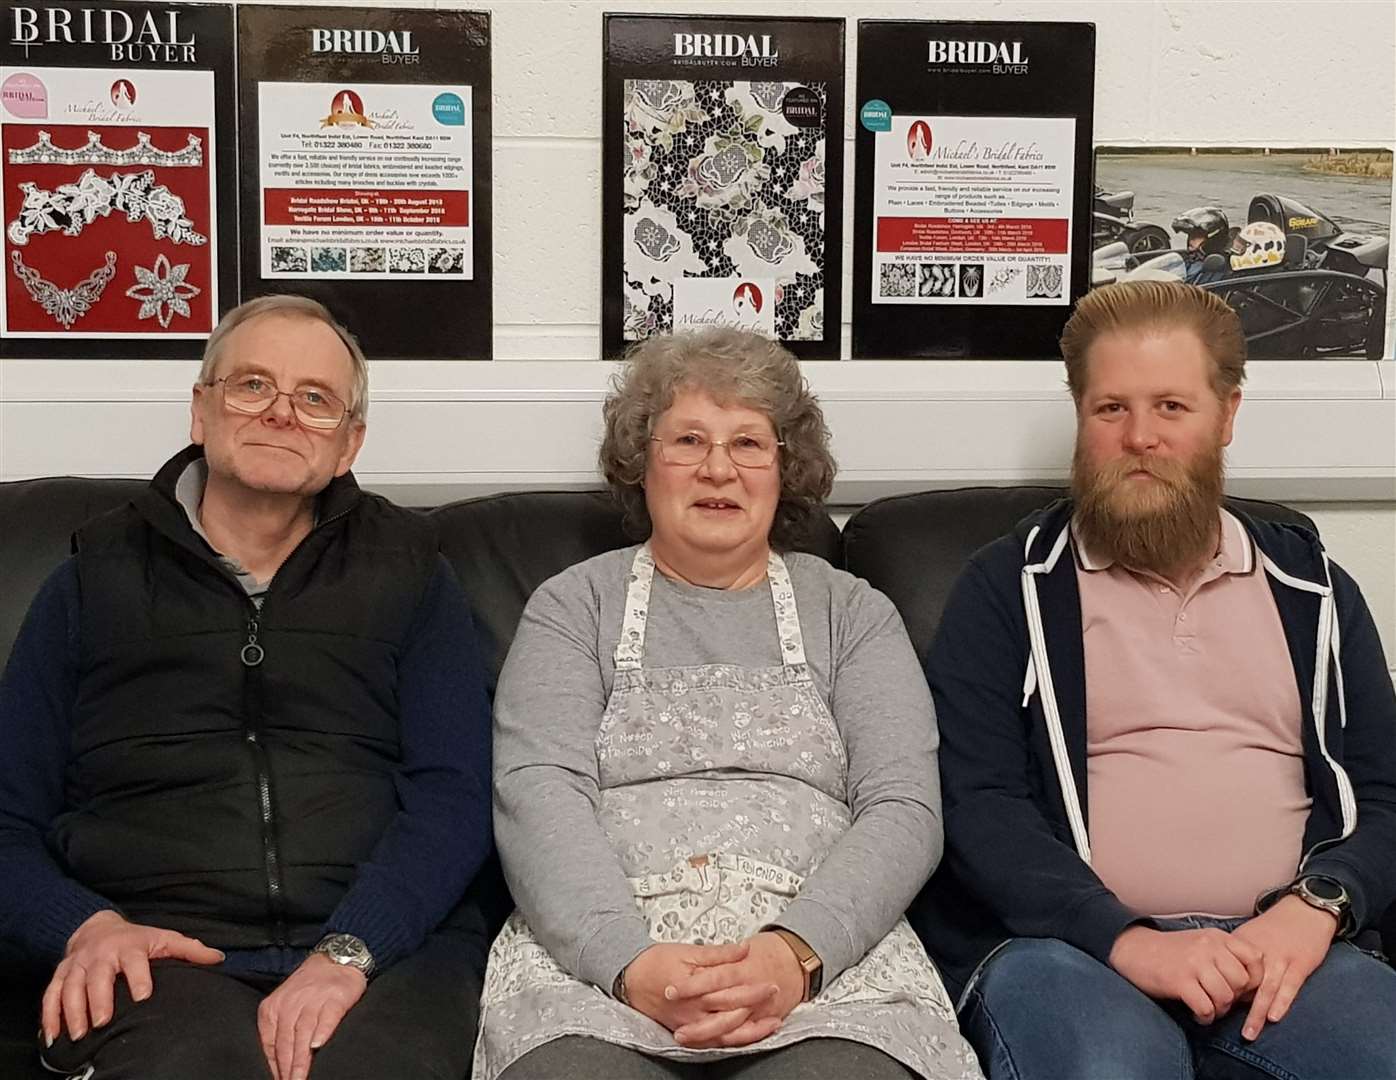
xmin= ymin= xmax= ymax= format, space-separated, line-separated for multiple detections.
xmin=0 ymin=295 xmax=494 ymax=1080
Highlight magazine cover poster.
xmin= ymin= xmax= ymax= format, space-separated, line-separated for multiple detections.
xmin=1 ymin=1 xmax=236 ymax=359
xmin=603 ymin=14 xmax=845 ymax=360
xmin=853 ymin=20 xmax=1095 ymax=359
xmin=872 ymin=113 xmax=1076 ymax=307
xmin=238 ymin=5 xmax=491 ymax=361
xmin=1092 ymin=146 xmax=1391 ymax=360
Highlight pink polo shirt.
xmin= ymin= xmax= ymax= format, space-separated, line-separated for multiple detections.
xmin=1076 ymin=510 xmax=1310 ymax=917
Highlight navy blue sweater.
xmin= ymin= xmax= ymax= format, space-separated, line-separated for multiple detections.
xmin=0 ymin=553 xmax=493 ymax=976
xmin=914 ymin=500 xmax=1396 ymax=997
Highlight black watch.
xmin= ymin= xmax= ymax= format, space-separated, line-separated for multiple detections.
xmin=1289 ymin=876 xmax=1351 ymax=932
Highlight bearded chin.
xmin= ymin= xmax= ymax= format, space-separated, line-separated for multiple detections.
xmin=1071 ymin=441 xmax=1227 ymax=577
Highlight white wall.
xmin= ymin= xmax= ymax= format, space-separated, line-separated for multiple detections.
xmin=1 ymin=0 xmax=1394 ymax=666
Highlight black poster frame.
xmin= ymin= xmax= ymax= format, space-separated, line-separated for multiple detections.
xmin=236 ymin=4 xmax=492 ymax=361
xmin=602 ymin=13 xmax=845 ymax=361
xmin=852 ymin=20 xmax=1095 ymax=359
xmin=0 ymin=0 xmax=237 ymax=360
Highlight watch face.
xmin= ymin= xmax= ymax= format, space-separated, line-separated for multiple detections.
xmin=319 ymin=933 xmax=372 ymax=970
xmin=1304 ymin=877 xmax=1345 ymax=902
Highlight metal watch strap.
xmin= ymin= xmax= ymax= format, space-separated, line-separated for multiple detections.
xmin=766 ymin=926 xmax=822 ymax=1001
xmin=312 ymin=932 xmax=376 ymax=979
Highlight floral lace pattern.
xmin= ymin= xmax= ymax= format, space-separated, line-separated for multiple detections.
xmin=474 ymin=547 xmax=982 ymax=1080
xmin=7 ymin=169 xmax=206 ymax=247
xmin=622 ymin=79 xmax=827 ymax=342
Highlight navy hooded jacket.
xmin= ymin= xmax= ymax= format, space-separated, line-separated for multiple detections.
xmin=913 ymin=499 xmax=1396 ymax=998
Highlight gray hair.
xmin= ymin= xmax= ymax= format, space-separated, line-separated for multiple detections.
xmin=599 ymin=327 xmax=835 ymax=549
xmin=198 ymin=295 xmax=370 ymax=421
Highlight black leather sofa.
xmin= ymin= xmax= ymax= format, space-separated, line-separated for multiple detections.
xmin=0 ymin=477 xmax=1357 ymax=1077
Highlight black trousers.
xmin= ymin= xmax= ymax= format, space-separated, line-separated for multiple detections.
xmin=39 ymin=929 xmax=482 ymax=1080
xmin=501 ymin=1035 xmax=919 ymax=1080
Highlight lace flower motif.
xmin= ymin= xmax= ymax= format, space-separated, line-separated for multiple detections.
xmin=125 ymin=254 xmax=200 ymax=328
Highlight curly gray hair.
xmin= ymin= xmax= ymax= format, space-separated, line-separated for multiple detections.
xmin=599 ymin=328 xmax=835 ymax=549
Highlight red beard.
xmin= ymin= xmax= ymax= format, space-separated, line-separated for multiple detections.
xmin=1071 ymin=438 xmax=1226 ymax=578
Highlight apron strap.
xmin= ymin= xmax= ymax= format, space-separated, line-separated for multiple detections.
xmin=613 ymin=544 xmax=657 ymax=671
xmin=615 ymin=546 xmax=808 ymax=670
xmin=767 ymin=551 xmax=808 ymax=668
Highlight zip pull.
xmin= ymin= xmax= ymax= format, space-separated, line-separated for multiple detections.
xmin=241 ymin=615 xmax=265 ymax=667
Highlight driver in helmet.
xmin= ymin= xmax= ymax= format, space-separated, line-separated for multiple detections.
xmin=1172 ymin=206 xmax=1231 ymax=284
xmin=1229 ymin=220 xmax=1288 ymax=273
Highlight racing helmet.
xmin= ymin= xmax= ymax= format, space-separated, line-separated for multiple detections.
xmin=1229 ymin=221 xmax=1287 ymax=271
xmin=1171 ymin=206 xmax=1231 ymax=255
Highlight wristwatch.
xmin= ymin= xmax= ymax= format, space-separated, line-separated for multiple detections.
xmin=312 ymin=933 xmax=376 ymax=979
xmin=765 ymin=926 xmax=823 ymax=1002
xmin=1289 ymin=875 xmax=1351 ymax=932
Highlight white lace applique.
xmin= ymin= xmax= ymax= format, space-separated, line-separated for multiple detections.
xmin=8 ymin=130 xmax=203 ymax=168
xmin=126 ymin=254 xmax=200 ymax=327
xmin=10 ymin=251 xmax=117 ymax=328
xmin=7 ymin=169 xmax=206 ymax=247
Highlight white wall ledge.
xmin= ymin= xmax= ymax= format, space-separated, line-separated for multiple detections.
xmin=4 ymin=358 xmax=1392 ymax=504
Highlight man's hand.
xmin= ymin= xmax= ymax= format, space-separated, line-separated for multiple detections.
xmin=621 ymin=941 xmax=778 ymax=1048
xmin=1231 ymin=895 xmax=1339 ymax=1042
xmin=1109 ymin=924 xmax=1263 ymax=1025
xmin=257 ymin=953 xmax=367 ymax=1080
xmin=42 ymin=910 xmax=224 ymax=1045
xmin=664 ymin=932 xmax=805 ymax=1048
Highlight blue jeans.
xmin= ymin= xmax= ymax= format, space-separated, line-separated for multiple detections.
xmin=958 ymin=919 xmax=1396 ymax=1080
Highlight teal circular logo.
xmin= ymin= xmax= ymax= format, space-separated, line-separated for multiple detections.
xmin=860 ymin=99 xmax=892 ymax=132
xmin=432 ymin=92 xmax=465 ymax=126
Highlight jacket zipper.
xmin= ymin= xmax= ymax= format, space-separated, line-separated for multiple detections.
xmin=241 ymin=605 xmax=287 ymax=947
xmin=188 ymin=499 xmax=354 ymax=948
xmin=223 ymin=502 xmax=356 ymax=949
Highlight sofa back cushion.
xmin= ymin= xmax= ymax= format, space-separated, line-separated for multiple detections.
xmin=430 ymin=490 xmax=843 ymax=697
xmin=0 ymin=478 xmax=147 ymax=665
xmin=841 ymin=486 xmax=1318 ymax=665
xmin=0 ymin=479 xmax=842 ymax=692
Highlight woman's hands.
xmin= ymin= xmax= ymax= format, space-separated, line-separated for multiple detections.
xmin=622 ymin=932 xmax=807 ymax=1049
xmin=621 ymin=941 xmax=780 ymax=1048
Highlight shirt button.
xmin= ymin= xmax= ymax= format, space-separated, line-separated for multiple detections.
xmin=1179 ymin=613 xmax=1188 ymax=621
xmin=1159 ymin=586 xmax=1169 ymax=594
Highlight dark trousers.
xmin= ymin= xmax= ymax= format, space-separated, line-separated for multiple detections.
xmin=38 ymin=929 xmax=482 ymax=1080
xmin=501 ymin=1035 xmax=919 ymax=1080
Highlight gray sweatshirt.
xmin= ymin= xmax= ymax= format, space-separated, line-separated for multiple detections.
xmin=493 ymin=546 xmax=943 ymax=993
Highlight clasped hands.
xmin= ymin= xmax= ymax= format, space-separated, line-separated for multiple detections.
xmin=45 ymin=910 xmax=365 ymax=1080
xmin=619 ymin=932 xmax=806 ymax=1049
xmin=1108 ymin=894 xmax=1340 ymax=1042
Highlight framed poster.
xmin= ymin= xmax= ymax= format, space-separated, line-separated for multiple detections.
xmin=603 ymin=14 xmax=845 ymax=360
xmin=1 ymin=1 xmax=236 ymax=358
xmin=853 ymin=21 xmax=1095 ymax=359
xmin=237 ymin=5 xmax=491 ymax=360
xmin=1093 ymin=146 xmax=1391 ymax=361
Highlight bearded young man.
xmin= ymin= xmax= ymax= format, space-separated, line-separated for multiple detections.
xmin=914 ymin=281 xmax=1396 ymax=1080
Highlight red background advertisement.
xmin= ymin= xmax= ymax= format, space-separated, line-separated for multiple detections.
xmin=3 ymin=123 xmax=215 ymax=334
xmin=876 ymin=216 xmax=1068 ymax=255
xmin=263 ymin=188 xmax=469 ymax=228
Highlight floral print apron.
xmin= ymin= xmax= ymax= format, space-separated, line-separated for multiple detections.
xmin=473 ymin=546 xmax=982 ymax=1080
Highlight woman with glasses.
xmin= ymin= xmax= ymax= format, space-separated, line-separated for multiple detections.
xmin=476 ymin=328 xmax=981 ymax=1080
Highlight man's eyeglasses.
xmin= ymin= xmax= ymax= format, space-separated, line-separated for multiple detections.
xmin=208 ymin=374 xmax=350 ymax=430
xmin=649 ymin=432 xmax=783 ymax=469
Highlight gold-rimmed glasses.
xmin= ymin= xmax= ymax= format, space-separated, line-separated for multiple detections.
xmin=209 ymin=373 xmax=350 ymax=430
xmin=649 ymin=431 xmax=783 ymax=469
